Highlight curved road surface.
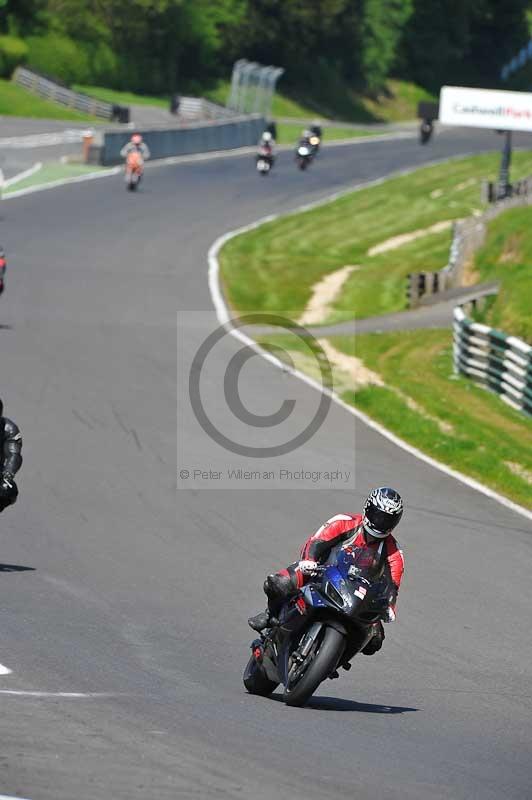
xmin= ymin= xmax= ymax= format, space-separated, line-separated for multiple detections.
xmin=1 ymin=129 xmax=531 ymax=800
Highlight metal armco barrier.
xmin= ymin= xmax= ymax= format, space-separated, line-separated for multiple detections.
xmin=178 ymin=97 xmax=233 ymax=120
xmin=100 ymin=115 xmax=266 ymax=165
xmin=13 ymin=66 xmax=118 ymax=120
xmin=481 ymin=176 xmax=532 ymax=204
xmin=407 ymin=187 xmax=532 ymax=307
xmin=453 ymin=306 xmax=532 ymax=416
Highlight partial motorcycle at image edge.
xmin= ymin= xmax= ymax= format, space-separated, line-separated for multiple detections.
xmin=125 ymin=150 xmax=144 ymax=190
xmin=0 ymin=248 xmax=6 ymax=295
xmin=243 ymin=542 xmax=395 ymax=707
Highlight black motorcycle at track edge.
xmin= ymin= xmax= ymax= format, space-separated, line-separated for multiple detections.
xmin=295 ymin=143 xmax=313 ymax=170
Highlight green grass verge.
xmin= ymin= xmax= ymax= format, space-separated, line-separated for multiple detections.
xmin=253 ymin=329 xmax=532 ymax=508
xmin=360 ymin=80 xmax=436 ymax=123
xmin=282 ymin=78 xmax=437 ymax=124
xmin=74 ymin=84 xmax=169 ymax=109
xmin=276 ymin=122 xmax=375 ymax=145
xmin=471 ymin=206 xmax=532 ymax=342
xmin=220 ymin=151 xmax=532 ymax=322
xmin=4 ymin=162 xmax=108 ymax=194
xmin=0 ymin=78 xmax=95 ymax=121
xmin=338 ymin=331 xmax=532 ymax=508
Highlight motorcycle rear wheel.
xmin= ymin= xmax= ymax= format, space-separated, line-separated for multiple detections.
xmin=283 ymin=625 xmax=344 ymax=707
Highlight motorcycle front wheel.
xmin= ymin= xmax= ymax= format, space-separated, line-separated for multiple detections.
xmin=283 ymin=625 xmax=345 ymax=707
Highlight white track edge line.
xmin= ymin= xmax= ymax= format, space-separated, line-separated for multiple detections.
xmin=0 ymin=690 xmax=107 ymax=697
xmin=207 ymin=167 xmax=532 ymax=523
xmin=0 ymin=795 xmax=32 ymax=800
xmin=4 ymin=166 xmax=121 ymax=199
xmin=3 ymin=162 xmax=42 ymax=188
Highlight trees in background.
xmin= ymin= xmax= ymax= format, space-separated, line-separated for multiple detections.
xmin=400 ymin=0 xmax=530 ymax=91
xmin=0 ymin=0 xmax=530 ymax=96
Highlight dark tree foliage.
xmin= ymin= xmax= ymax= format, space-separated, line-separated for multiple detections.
xmin=1 ymin=0 xmax=530 ymax=95
xmin=401 ymin=0 xmax=530 ymax=91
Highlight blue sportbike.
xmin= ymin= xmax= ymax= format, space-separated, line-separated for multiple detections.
xmin=243 ymin=543 xmax=395 ymax=707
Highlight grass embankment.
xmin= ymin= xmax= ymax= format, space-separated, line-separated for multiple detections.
xmin=220 ymin=151 xmax=532 ymax=323
xmin=471 ymin=206 xmax=532 ymax=342
xmin=339 ymin=332 xmax=532 ymax=507
xmin=74 ymin=84 xmax=169 ymax=108
xmin=208 ymin=77 xmax=435 ymax=123
xmin=77 ymin=77 xmax=433 ymax=124
xmin=220 ymin=153 xmax=532 ymax=507
xmin=0 ymin=77 xmax=95 ymax=121
xmin=360 ymin=80 xmax=436 ymax=123
xmin=25 ymin=76 xmax=432 ymax=125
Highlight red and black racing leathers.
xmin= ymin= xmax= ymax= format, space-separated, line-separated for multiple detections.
xmin=263 ymin=513 xmax=404 ymax=653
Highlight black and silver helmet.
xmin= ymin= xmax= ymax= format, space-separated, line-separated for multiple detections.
xmin=363 ymin=487 xmax=403 ymax=539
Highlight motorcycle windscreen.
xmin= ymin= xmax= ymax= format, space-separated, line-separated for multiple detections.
xmin=337 ymin=546 xmax=382 ymax=580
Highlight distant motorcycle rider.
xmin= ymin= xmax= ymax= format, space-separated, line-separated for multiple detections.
xmin=120 ymin=133 xmax=151 ymax=161
xmin=0 ymin=398 xmax=22 ymax=511
xmin=248 ymin=488 xmax=405 ymax=655
xmin=258 ymin=131 xmax=275 ymax=157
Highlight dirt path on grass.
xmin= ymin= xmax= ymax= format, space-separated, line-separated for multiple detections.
xmin=299 ymin=265 xmax=359 ymax=325
xmin=367 ymin=219 xmax=454 ymax=256
xmin=296 ymin=220 xmax=456 ymax=329
xmin=320 ymin=339 xmax=454 ymax=435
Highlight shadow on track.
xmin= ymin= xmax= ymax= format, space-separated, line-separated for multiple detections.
xmin=270 ymin=693 xmax=417 ymax=713
xmin=307 ymin=696 xmax=418 ymax=713
xmin=0 ymin=563 xmax=35 ymax=572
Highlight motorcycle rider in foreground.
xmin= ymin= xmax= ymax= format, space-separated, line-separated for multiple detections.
xmin=120 ymin=132 xmax=151 ymax=161
xmin=0 ymin=398 xmax=22 ymax=512
xmin=248 ymin=487 xmax=404 ymax=655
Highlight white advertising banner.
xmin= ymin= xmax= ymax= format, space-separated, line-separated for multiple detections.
xmin=439 ymin=85 xmax=532 ymax=132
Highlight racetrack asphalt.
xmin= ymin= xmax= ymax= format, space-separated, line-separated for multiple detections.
xmin=0 ymin=127 xmax=531 ymax=799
